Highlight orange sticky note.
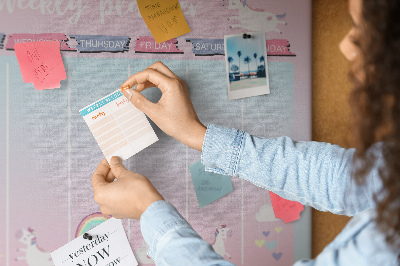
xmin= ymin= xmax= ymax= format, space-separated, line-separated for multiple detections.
xmin=137 ymin=0 xmax=191 ymax=43
xmin=269 ymin=191 xmax=304 ymax=223
xmin=14 ymin=41 xmax=66 ymax=90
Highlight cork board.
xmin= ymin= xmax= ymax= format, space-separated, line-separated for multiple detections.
xmin=312 ymin=0 xmax=353 ymax=258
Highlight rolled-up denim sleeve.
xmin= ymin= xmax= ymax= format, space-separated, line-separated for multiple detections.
xmin=140 ymin=200 xmax=235 ymax=266
xmin=201 ymin=124 xmax=382 ymax=216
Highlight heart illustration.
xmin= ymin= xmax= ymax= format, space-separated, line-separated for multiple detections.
xmin=275 ymin=227 xmax=282 ymax=233
xmin=265 ymin=240 xmax=277 ymax=250
xmin=255 ymin=239 xmax=265 ymax=248
xmin=262 ymin=231 xmax=270 ymax=237
xmin=273 ymin=252 xmax=282 ymax=260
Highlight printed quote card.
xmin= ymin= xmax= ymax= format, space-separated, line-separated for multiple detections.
xmin=51 ymin=218 xmax=138 ymax=266
xmin=80 ymin=90 xmax=158 ymax=162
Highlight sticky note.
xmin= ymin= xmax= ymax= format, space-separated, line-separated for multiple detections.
xmin=51 ymin=218 xmax=138 ymax=266
xmin=137 ymin=0 xmax=191 ymax=43
xmin=79 ymin=90 xmax=158 ymax=162
xmin=269 ymin=191 xmax=304 ymax=223
xmin=190 ymin=161 xmax=233 ymax=208
xmin=14 ymin=41 xmax=66 ymax=90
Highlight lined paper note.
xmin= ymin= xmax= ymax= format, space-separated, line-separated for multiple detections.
xmin=80 ymin=90 xmax=158 ymax=162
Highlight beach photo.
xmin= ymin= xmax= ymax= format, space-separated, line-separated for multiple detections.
xmin=224 ymin=31 xmax=270 ymax=100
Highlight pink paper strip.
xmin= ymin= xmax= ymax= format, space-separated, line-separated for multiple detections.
xmin=134 ymin=36 xmax=183 ymax=53
xmin=266 ymin=39 xmax=296 ymax=56
xmin=5 ymin=33 xmax=76 ymax=51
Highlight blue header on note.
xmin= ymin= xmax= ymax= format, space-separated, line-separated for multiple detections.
xmin=80 ymin=91 xmax=122 ymax=117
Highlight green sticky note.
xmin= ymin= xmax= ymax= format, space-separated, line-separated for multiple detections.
xmin=190 ymin=161 xmax=233 ymax=208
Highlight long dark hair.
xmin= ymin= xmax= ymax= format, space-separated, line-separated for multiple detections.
xmin=350 ymin=0 xmax=400 ymax=251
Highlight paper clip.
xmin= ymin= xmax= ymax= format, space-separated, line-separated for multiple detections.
xmin=242 ymin=33 xmax=252 ymax=39
xmin=82 ymin=233 xmax=93 ymax=240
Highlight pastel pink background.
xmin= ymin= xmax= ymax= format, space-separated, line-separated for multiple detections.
xmin=0 ymin=0 xmax=311 ymax=265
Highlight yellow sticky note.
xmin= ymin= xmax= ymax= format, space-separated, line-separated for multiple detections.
xmin=137 ymin=0 xmax=191 ymax=43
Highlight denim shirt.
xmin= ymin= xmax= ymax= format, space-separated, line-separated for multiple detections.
xmin=140 ymin=124 xmax=399 ymax=265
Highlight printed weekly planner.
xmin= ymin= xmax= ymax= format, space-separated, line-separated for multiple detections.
xmin=0 ymin=0 xmax=312 ymax=265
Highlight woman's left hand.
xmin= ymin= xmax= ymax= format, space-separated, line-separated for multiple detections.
xmin=91 ymin=157 xmax=164 ymax=220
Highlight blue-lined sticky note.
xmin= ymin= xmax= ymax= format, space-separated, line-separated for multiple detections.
xmin=190 ymin=161 xmax=233 ymax=208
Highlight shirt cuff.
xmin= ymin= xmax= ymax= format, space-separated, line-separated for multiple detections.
xmin=201 ymin=124 xmax=245 ymax=176
xmin=140 ymin=200 xmax=191 ymax=260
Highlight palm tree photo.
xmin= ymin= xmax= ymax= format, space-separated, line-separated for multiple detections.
xmin=237 ymin=51 xmax=242 ymax=77
xmin=228 ymin=56 xmax=233 ymax=73
xmin=244 ymin=56 xmax=251 ymax=77
xmin=253 ymin=53 xmax=258 ymax=74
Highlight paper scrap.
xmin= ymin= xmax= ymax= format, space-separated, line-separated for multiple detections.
xmin=51 ymin=218 xmax=138 ymax=266
xmin=14 ymin=41 xmax=66 ymax=90
xmin=269 ymin=191 xmax=304 ymax=223
xmin=137 ymin=0 xmax=191 ymax=43
xmin=190 ymin=161 xmax=233 ymax=208
xmin=79 ymin=90 xmax=158 ymax=162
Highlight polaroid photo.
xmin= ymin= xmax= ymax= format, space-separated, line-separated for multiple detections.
xmin=224 ymin=31 xmax=270 ymax=100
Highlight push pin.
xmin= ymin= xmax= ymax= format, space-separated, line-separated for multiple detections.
xmin=242 ymin=33 xmax=252 ymax=39
xmin=83 ymin=233 xmax=93 ymax=240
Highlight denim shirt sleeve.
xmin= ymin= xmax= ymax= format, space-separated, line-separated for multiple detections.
xmin=201 ymin=124 xmax=383 ymax=216
xmin=140 ymin=200 xmax=235 ymax=266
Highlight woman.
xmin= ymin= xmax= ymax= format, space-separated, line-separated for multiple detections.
xmin=91 ymin=0 xmax=400 ymax=264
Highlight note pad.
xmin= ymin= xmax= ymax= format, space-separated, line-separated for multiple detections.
xmin=79 ymin=90 xmax=158 ymax=162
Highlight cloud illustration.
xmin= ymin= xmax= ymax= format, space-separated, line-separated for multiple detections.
xmin=256 ymin=204 xmax=279 ymax=222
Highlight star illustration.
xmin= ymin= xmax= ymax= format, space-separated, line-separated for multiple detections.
xmin=267 ymin=16 xmax=273 ymax=21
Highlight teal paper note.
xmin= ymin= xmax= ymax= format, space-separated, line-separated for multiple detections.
xmin=190 ymin=161 xmax=233 ymax=208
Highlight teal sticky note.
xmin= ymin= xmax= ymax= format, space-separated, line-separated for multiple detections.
xmin=190 ymin=160 xmax=233 ymax=208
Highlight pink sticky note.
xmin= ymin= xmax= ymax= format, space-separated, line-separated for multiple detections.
xmin=14 ymin=41 xmax=66 ymax=90
xmin=269 ymin=191 xmax=304 ymax=223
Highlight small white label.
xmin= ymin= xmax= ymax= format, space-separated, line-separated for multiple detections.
xmin=51 ymin=218 xmax=138 ymax=266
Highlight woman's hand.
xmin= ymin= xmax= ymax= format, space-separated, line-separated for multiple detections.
xmin=91 ymin=157 xmax=164 ymax=220
xmin=120 ymin=61 xmax=206 ymax=151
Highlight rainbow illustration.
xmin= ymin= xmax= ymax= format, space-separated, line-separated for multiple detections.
xmin=75 ymin=212 xmax=111 ymax=238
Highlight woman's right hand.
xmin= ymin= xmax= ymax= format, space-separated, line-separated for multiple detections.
xmin=120 ymin=61 xmax=206 ymax=151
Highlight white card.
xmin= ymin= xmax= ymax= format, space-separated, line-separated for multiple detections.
xmin=79 ymin=90 xmax=158 ymax=162
xmin=51 ymin=218 xmax=138 ymax=266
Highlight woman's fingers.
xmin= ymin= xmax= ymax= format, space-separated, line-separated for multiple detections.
xmin=135 ymin=81 xmax=156 ymax=92
xmin=147 ymin=61 xmax=179 ymax=79
xmin=91 ymin=159 xmax=110 ymax=190
xmin=121 ymin=68 xmax=174 ymax=93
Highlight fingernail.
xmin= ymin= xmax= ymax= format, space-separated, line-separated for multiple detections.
xmin=124 ymin=89 xmax=133 ymax=100
xmin=110 ymin=156 xmax=122 ymax=165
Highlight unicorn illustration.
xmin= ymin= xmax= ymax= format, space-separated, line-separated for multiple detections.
xmin=228 ymin=0 xmax=286 ymax=33
xmin=211 ymin=225 xmax=231 ymax=259
xmin=15 ymin=228 xmax=53 ymax=266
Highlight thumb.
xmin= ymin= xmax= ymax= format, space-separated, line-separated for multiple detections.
xmin=122 ymin=88 xmax=154 ymax=116
xmin=109 ymin=156 xmax=128 ymax=178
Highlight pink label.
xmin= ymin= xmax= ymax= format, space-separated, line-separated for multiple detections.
xmin=266 ymin=39 xmax=295 ymax=56
xmin=134 ymin=36 xmax=183 ymax=54
xmin=5 ymin=33 xmax=76 ymax=51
